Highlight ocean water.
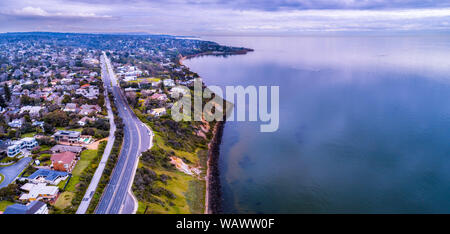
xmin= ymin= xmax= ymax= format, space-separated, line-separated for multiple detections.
xmin=184 ymin=35 xmax=450 ymax=213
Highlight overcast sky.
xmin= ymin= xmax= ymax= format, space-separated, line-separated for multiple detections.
xmin=1 ymin=0 xmax=450 ymax=35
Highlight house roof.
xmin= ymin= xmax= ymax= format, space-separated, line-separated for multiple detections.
xmin=151 ymin=107 xmax=166 ymax=113
xmin=51 ymin=151 xmax=77 ymax=165
xmin=19 ymin=183 xmax=59 ymax=200
xmin=54 ymin=130 xmax=81 ymax=138
xmin=28 ymin=169 xmax=68 ymax=182
xmin=3 ymin=201 xmax=46 ymax=214
xmin=50 ymin=144 xmax=83 ymax=154
xmin=4 ymin=203 xmax=28 ymax=214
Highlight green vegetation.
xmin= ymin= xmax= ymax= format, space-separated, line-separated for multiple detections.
xmin=0 ymin=173 xmax=4 ymax=184
xmin=0 ymin=200 xmax=14 ymax=212
xmin=86 ymin=94 xmax=123 ymax=213
xmin=52 ymin=141 xmax=107 ymax=214
xmin=0 ymin=184 xmax=20 ymax=204
xmin=21 ymin=131 xmax=37 ymax=137
xmin=133 ymin=125 xmax=210 ymax=214
xmin=54 ymin=192 xmax=74 ymax=210
xmin=65 ymin=149 xmax=99 ymax=192
xmin=56 ymin=127 xmax=83 ymax=132
xmin=131 ymin=86 xmax=224 ymax=214
xmin=0 ymin=156 xmax=17 ymax=165
xmin=21 ymin=165 xmax=38 ymax=177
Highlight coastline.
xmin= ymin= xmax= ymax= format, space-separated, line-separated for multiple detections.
xmin=205 ymin=120 xmax=226 ymax=214
xmin=178 ymin=48 xmax=253 ymax=65
xmin=180 ymin=47 xmax=253 ymax=214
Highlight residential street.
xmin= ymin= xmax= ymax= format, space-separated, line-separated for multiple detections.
xmin=0 ymin=157 xmax=32 ymax=188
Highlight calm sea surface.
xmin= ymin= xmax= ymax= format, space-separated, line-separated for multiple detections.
xmin=184 ymin=35 xmax=450 ymax=213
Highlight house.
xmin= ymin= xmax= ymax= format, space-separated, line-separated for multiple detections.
xmin=20 ymin=106 xmax=43 ymax=118
xmin=51 ymin=151 xmax=77 ymax=172
xmin=7 ymin=137 xmax=39 ymax=157
xmin=170 ymin=86 xmax=189 ymax=96
xmin=124 ymin=75 xmax=137 ymax=82
xmin=50 ymin=145 xmax=83 ymax=155
xmin=79 ymin=104 xmax=101 ymax=116
xmin=149 ymin=107 xmax=167 ymax=117
xmin=26 ymin=169 xmax=69 ymax=185
xmin=63 ymin=103 xmax=78 ymax=112
xmin=150 ymin=93 xmax=167 ymax=101
xmin=163 ymin=79 xmax=175 ymax=87
xmin=8 ymin=118 xmax=23 ymax=128
xmin=124 ymin=87 xmax=139 ymax=92
xmin=75 ymin=86 xmax=99 ymax=99
xmin=32 ymin=121 xmax=44 ymax=129
xmin=151 ymin=80 xmax=161 ymax=87
xmin=78 ymin=116 xmax=95 ymax=126
xmin=53 ymin=130 xmax=80 ymax=143
xmin=19 ymin=183 xmax=59 ymax=201
xmin=3 ymin=201 xmax=48 ymax=214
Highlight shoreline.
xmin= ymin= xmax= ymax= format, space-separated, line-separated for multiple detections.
xmin=180 ymin=48 xmax=253 ymax=214
xmin=204 ymin=120 xmax=226 ymax=214
xmin=178 ymin=48 xmax=253 ymax=65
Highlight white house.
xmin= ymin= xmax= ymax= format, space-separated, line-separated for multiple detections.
xmin=124 ymin=75 xmax=137 ymax=82
xmin=8 ymin=118 xmax=23 ymax=128
xmin=78 ymin=116 xmax=95 ymax=126
xmin=19 ymin=183 xmax=59 ymax=201
xmin=63 ymin=103 xmax=78 ymax=112
xmin=170 ymin=86 xmax=190 ymax=96
xmin=20 ymin=106 xmax=43 ymax=118
xmin=7 ymin=137 xmax=39 ymax=157
xmin=163 ymin=79 xmax=175 ymax=87
xmin=75 ymin=85 xmax=99 ymax=100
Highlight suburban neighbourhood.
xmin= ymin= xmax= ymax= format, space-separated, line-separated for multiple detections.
xmin=0 ymin=32 xmax=249 ymax=214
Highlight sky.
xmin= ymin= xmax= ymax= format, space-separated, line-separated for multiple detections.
xmin=1 ymin=0 xmax=450 ymax=36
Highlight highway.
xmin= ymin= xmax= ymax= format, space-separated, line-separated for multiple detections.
xmin=75 ymin=55 xmax=117 ymax=214
xmin=94 ymin=52 xmax=153 ymax=214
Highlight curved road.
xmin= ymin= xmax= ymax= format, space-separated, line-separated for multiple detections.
xmin=0 ymin=157 xmax=32 ymax=188
xmin=95 ymin=52 xmax=153 ymax=214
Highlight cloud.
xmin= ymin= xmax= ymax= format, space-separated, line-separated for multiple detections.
xmin=14 ymin=6 xmax=49 ymax=16
xmin=68 ymin=0 xmax=450 ymax=11
xmin=2 ymin=6 xmax=112 ymax=19
xmin=0 ymin=0 xmax=449 ymax=35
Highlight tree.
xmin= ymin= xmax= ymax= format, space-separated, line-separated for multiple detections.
xmin=43 ymin=122 xmax=54 ymax=134
xmin=44 ymin=110 xmax=70 ymax=127
xmin=61 ymin=95 xmax=71 ymax=104
xmin=0 ymin=95 xmax=6 ymax=108
xmin=3 ymin=84 xmax=10 ymax=101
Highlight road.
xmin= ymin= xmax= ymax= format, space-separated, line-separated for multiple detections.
xmin=95 ymin=52 xmax=153 ymax=214
xmin=0 ymin=157 xmax=32 ymax=188
xmin=76 ymin=55 xmax=117 ymax=214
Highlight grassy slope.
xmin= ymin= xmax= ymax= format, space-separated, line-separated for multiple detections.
xmin=65 ymin=149 xmax=98 ymax=192
xmin=54 ymin=149 xmax=99 ymax=209
xmin=54 ymin=191 xmax=74 ymax=210
xmin=135 ymin=133 xmax=208 ymax=214
xmin=0 ymin=200 xmax=14 ymax=212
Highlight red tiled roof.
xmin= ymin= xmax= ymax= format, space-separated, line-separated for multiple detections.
xmin=51 ymin=151 xmax=77 ymax=165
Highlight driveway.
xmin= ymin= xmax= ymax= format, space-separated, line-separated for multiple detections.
xmin=0 ymin=157 xmax=32 ymax=188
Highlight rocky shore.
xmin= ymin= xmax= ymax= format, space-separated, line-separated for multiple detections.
xmin=205 ymin=120 xmax=226 ymax=214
